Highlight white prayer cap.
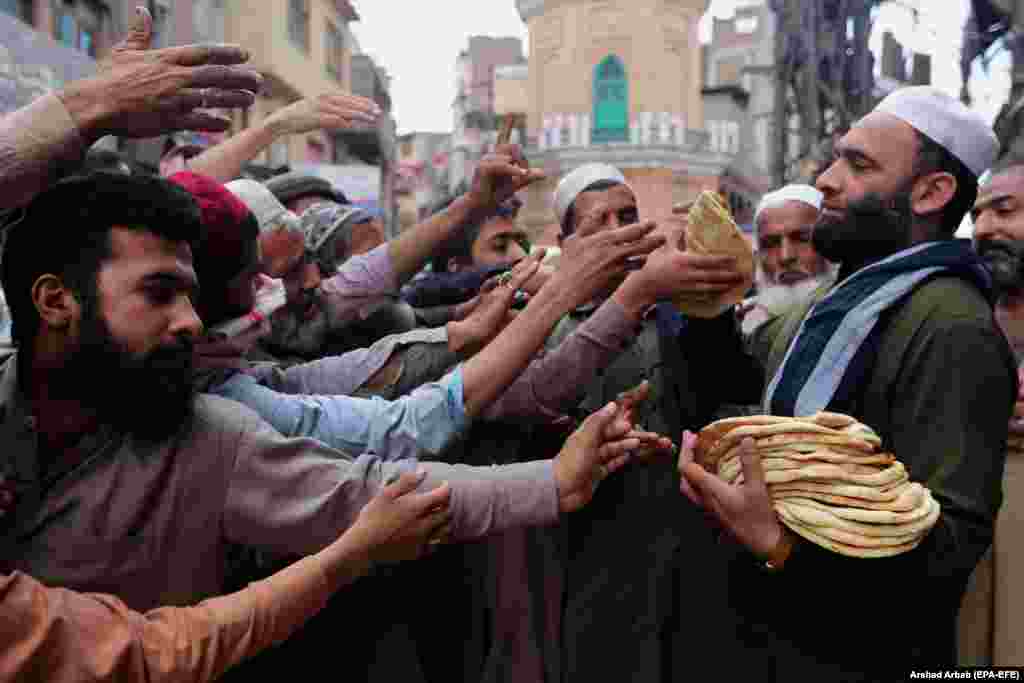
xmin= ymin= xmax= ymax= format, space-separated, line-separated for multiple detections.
xmin=754 ymin=184 xmax=823 ymax=227
xmin=554 ymin=163 xmax=629 ymax=228
xmin=872 ymin=86 xmax=998 ymax=178
xmin=226 ymin=179 xmax=302 ymax=236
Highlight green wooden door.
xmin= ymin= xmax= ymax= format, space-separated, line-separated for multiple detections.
xmin=592 ymin=55 xmax=629 ymax=143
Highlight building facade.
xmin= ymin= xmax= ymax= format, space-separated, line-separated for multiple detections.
xmin=450 ymin=35 xmax=525 ymax=194
xmin=701 ymin=1 xmax=777 ymax=217
xmin=514 ymin=0 xmax=736 ymax=244
xmin=396 ymin=131 xmax=450 ymax=231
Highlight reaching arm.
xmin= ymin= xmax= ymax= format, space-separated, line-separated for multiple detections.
xmin=185 ymin=93 xmax=380 ymax=182
xmin=0 ymin=6 xmax=260 ymax=210
xmin=387 ymin=144 xmax=545 ymax=286
xmin=211 ymin=365 xmax=467 ymax=462
xmin=0 ymin=533 xmax=366 ymax=682
xmin=0 ymin=465 xmax=463 ymax=683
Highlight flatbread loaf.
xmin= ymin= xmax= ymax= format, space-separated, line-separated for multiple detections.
xmin=692 ymin=412 xmax=940 ymax=557
xmin=778 ymin=515 xmax=926 ymax=558
xmin=673 ymin=191 xmax=754 ymax=318
xmin=776 ymin=502 xmax=938 ymax=547
xmin=776 ymin=495 xmax=938 ymax=537
xmin=776 ymin=493 xmax=936 ymax=524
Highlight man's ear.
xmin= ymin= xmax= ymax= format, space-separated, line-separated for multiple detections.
xmin=31 ymin=274 xmax=80 ymax=331
xmin=910 ymin=171 xmax=957 ymax=218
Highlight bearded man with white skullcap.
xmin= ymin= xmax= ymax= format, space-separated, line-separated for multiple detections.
xmin=741 ymin=184 xmax=838 ymax=335
xmin=483 ymin=161 xmax=756 ymax=683
xmin=676 ymin=86 xmax=1018 ymax=680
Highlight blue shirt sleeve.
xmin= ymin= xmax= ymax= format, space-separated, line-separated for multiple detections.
xmin=209 ymin=365 xmax=468 ymax=463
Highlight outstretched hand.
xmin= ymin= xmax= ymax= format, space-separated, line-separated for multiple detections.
xmin=677 ymin=433 xmax=783 ymax=556
xmin=349 ymin=470 xmax=453 ymax=565
xmin=467 ymin=144 xmax=545 ymax=211
xmin=616 ymin=215 xmax=745 ymax=311
xmin=554 ymin=402 xmax=644 ymax=513
xmin=60 ymin=5 xmax=263 ymax=139
xmin=550 ymin=220 xmax=666 ymax=310
xmin=446 ymin=252 xmax=543 ymax=355
xmin=610 ymin=381 xmax=676 ymax=461
xmin=265 ymin=92 xmax=382 ymax=137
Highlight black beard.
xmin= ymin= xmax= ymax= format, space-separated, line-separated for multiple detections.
xmin=61 ymin=300 xmax=197 ymax=443
xmin=812 ymin=193 xmax=914 ymax=271
xmin=977 ymin=238 xmax=1024 ymax=297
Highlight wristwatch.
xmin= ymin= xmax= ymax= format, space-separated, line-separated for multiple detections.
xmin=758 ymin=528 xmax=797 ymax=572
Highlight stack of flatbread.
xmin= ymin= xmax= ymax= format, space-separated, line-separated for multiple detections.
xmin=694 ymin=412 xmax=941 ymax=558
xmin=672 ymin=190 xmax=754 ymax=319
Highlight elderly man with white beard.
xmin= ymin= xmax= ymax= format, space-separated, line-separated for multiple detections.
xmin=740 ymin=184 xmax=837 ymax=336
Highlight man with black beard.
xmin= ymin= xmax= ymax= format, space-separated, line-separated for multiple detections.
xmin=676 ymin=86 xmax=1017 ymax=680
xmin=67 ymin=290 xmax=196 ymax=443
xmin=0 ymin=171 xmax=664 ymax=629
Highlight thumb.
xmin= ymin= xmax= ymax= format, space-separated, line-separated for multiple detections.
xmin=118 ymin=6 xmax=153 ymax=53
xmin=384 ymin=469 xmax=427 ymax=499
xmin=581 ymin=401 xmax=619 ymax=444
xmin=737 ymin=438 xmax=765 ymax=490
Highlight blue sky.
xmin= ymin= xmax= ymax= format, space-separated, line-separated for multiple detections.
xmin=350 ymin=0 xmax=1012 ymax=134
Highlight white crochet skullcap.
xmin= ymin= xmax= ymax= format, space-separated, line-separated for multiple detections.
xmin=226 ymin=179 xmax=302 ymax=236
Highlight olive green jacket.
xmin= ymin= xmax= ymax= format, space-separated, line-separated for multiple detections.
xmin=728 ymin=275 xmax=1017 ymax=681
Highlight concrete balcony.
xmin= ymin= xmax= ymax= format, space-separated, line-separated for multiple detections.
xmin=526 ymin=134 xmax=734 ymax=178
xmin=335 ymin=53 xmax=394 ymax=166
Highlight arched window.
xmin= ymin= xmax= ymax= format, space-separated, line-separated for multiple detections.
xmin=592 ymin=55 xmax=629 ymax=144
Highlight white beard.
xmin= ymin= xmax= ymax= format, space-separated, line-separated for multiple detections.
xmin=757 ymin=264 xmax=838 ymax=313
xmin=741 ymin=265 xmax=839 ymax=336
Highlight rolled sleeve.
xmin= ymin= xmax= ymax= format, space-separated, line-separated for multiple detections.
xmin=0 ymin=94 xmax=88 ymax=210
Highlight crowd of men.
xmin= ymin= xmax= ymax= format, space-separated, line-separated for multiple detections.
xmin=0 ymin=6 xmax=1022 ymax=682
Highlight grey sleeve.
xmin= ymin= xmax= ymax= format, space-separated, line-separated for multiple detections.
xmin=221 ymin=408 xmax=559 ymax=555
xmin=483 ymin=300 xmax=638 ymax=423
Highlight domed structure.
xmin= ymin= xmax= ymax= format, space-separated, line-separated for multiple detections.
xmin=511 ymin=0 xmax=737 ymax=243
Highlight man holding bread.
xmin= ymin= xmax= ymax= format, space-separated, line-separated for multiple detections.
xmin=678 ymin=86 xmax=1017 ymax=680
xmin=543 ymin=164 xmax=758 ymax=682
